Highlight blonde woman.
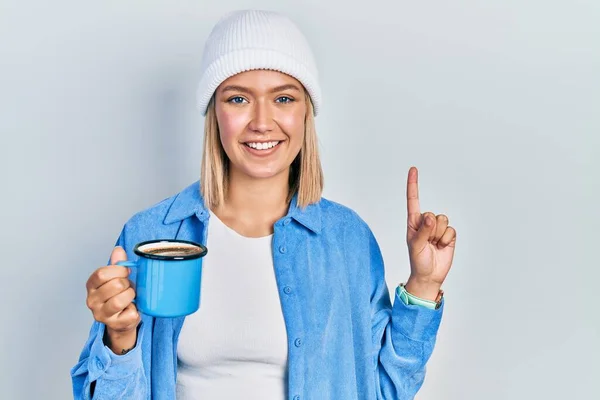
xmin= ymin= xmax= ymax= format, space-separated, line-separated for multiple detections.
xmin=72 ymin=9 xmax=456 ymax=400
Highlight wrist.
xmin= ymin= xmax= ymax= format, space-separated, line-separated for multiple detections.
xmin=405 ymin=276 xmax=442 ymax=302
xmin=105 ymin=326 xmax=137 ymax=340
xmin=104 ymin=326 xmax=138 ymax=355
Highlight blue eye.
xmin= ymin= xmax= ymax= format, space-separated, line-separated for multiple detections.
xmin=228 ymin=96 xmax=247 ymax=104
xmin=276 ymin=96 xmax=294 ymax=104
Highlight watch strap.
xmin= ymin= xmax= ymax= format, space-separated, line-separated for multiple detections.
xmin=398 ymin=283 xmax=443 ymax=310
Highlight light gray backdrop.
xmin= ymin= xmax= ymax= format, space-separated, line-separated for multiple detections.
xmin=1 ymin=0 xmax=598 ymax=399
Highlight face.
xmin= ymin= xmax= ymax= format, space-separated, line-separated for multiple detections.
xmin=214 ymin=69 xmax=307 ymax=181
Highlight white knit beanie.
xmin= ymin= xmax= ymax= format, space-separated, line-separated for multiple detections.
xmin=196 ymin=9 xmax=322 ymax=116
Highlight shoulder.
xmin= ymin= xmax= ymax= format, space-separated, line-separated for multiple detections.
xmin=124 ymin=196 xmax=175 ymax=228
xmin=122 ymin=181 xmax=201 ymax=234
xmin=318 ymin=197 xmax=372 ymax=237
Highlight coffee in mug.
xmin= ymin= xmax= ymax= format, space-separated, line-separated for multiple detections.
xmin=137 ymin=242 xmax=205 ymax=258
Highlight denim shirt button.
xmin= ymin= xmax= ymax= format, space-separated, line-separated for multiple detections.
xmin=293 ymin=396 xmax=300 ymax=400
xmin=279 ymin=246 xmax=286 ymax=254
xmin=284 ymin=218 xmax=291 ymax=226
xmin=294 ymin=338 xmax=302 ymax=347
xmin=283 ymin=286 xmax=292 ymax=294
xmin=95 ymin=358 xmax=104 ymax=371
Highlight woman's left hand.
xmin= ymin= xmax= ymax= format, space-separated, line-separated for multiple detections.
xmin=404 ymin=166 xmax=457 ymax=301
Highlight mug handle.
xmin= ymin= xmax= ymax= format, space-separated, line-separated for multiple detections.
xmin=116 ymin=260 xmax=137 ymax=304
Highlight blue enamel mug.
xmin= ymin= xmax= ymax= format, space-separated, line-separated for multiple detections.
xmin=116 ymin=239 xmax=207 ymax=318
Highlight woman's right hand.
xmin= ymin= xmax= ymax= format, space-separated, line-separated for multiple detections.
xmin=86 ymin=246 xmax=141 ymax=353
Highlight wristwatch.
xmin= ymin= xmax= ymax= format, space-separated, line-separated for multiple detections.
xmin=398 ymin=283 xmax=444 ymax=310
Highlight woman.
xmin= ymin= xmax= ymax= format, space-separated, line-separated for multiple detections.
xmin=71 ymin=9 xmax=456 ymax=400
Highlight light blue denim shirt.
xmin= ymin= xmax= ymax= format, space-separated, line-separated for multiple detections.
xmin=71 ymin=181 xmax=444 ymax=399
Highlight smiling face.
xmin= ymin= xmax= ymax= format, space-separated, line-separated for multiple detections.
xmin=214 ymin=69 xmax=307 ymax=181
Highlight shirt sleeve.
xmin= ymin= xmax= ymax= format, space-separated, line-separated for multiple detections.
xmin=70 ymin=228 xmax=149 ymax=399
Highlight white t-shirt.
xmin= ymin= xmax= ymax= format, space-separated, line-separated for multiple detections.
xmin=176 ymin=211 xmax=288 ymax=400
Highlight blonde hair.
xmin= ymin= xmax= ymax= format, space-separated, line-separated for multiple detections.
xmin=200 ymin=90 xmax=324 ymax=210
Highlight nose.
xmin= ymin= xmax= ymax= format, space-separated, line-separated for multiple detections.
xmin=248 ymin=100 xmax=274 ymax=133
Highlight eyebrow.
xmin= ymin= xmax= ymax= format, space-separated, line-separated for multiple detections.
xmin=220 ymin=84 xmax=302 ymax=94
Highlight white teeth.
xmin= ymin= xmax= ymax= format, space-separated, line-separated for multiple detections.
xmin=246 ymin=141 xmax=280 ymax=150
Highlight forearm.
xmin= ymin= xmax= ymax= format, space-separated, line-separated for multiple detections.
xmin=376 ymin=288 xmax=444 ymax=399
xmin=71 ymin=321 xmax=147 ymax=400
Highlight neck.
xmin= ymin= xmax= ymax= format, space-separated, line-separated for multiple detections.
xmin=212 ymin=167 xmax=291 ymax=237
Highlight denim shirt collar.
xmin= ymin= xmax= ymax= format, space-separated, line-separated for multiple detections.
xmin=163 ymin=180 xmax=322 ymax=234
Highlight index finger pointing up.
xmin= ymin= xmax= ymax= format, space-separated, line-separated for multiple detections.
xmin=407 ymin=166 xmax=421 ymax=217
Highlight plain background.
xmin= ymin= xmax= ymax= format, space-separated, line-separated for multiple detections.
xmin=1 ymin=0 xmax=598 ymax=399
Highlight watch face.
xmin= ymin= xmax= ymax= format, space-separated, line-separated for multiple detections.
xmin=435 ymin=290 xmax=444 ymax=309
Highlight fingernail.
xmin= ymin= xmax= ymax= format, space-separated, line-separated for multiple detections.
xmin=425 ymin=217 xmax=432 ymax=226
xmin=128 ymin=268 xmax=132 ymax=275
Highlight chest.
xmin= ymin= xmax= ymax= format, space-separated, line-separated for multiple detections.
xmin=177 ymin=218 xmax=288 ymax=369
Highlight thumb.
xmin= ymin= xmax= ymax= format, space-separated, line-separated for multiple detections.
xmin=110 ymin=246 xmax=128 ymax=265
xmin=411 ymin=213 xmax=435 ymax=251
